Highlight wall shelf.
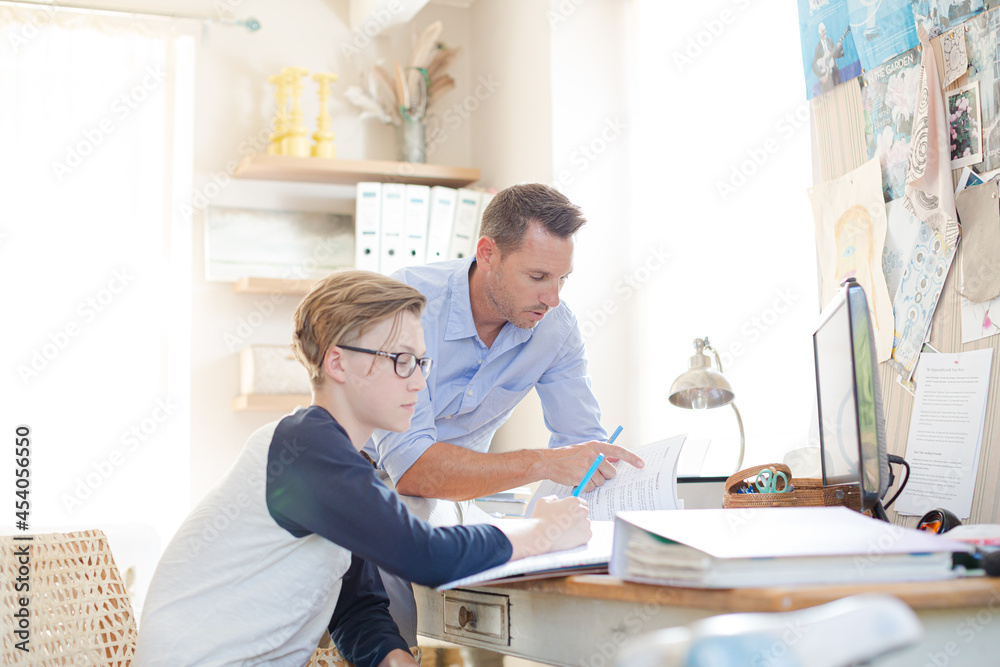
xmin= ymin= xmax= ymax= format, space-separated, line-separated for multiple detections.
xmin=234 ymin=154 xmax=481 ymax=188
xmin=232 ymin=394 xmax=311 ymax=412
xmin=232 ymin=277 xmax=317 ymax=296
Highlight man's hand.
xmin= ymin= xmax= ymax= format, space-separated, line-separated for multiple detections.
xmin=378 ymin=648 xmax=419 ymax=667
xmin=539 ymin=441 xmax=644 ymax=492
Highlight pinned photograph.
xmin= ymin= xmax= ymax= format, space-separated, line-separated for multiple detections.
xmin=948 ymin=81 xmax=983 ymax=170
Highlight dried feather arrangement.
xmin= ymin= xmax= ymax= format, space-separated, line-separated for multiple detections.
xmin=345 ymin=21 xmax=459 ymax=126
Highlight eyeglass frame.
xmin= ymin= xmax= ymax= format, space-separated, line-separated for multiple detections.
xmin=337 ymin=344 xmax=433 ymax=379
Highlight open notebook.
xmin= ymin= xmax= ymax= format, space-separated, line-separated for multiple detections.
xmin=437 ymin=521 xmax=615 ymax=590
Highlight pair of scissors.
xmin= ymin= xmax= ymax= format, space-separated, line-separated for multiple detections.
xmin=754 ymin=468 xmax=791 ymax=494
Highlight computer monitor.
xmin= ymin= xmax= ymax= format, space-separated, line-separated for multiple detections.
xmin=813 ymin=278 xmax=890 ymax=512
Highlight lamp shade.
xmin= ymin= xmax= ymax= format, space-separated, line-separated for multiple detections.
xmin=668 ymin=337 xmax=745 ymax=472
xmin=668 ymin=338 xmax=736 ymax=409
xmin=668 ymin=367 xmax=734 ymax=409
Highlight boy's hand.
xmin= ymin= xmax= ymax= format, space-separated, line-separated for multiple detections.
xmin=378 ymin=648 xmax=419 ymax=667
xmin=532 ymin=495 xmax=592 ymax=552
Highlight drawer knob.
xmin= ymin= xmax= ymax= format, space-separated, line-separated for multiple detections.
xmin=458 ymin=605 xmax=476 ymax=629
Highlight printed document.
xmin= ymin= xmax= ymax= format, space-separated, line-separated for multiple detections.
xmin=526 ymin=436 xmax=684 ymax=521
xmin=896 ymin=349 xmax=993 ymax=519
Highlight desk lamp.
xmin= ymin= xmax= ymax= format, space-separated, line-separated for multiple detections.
xmin=668 ymin=337 xmax=745 ymax=472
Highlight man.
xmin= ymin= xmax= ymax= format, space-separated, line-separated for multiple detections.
xmin=812 ymin=22 xmax=844 ymax=93
xmin=362 ymin=183 xmax=643 ymax=651
xmin=366 ymin=183 xmax=643 ymax=502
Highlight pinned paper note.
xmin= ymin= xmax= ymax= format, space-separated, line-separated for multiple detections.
xmin=895 ymin=349 xmax=994 ymax=520
xmin=809 ymin=157 xmax=894 ymax=362
xmin=941 ymin=25 xmax=969 ymax=87
xmin=965 ymin=11 xmax=1000 ymax=172
xmin=956 ymin=179 xmax=1000 ymax=303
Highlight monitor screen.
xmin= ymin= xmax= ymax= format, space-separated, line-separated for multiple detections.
xmin=813 ymin=278 xmax=888 ymax=510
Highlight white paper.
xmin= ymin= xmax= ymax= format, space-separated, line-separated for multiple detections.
xmin=437 ymin=520 xmax=615 ymax=590
xmin=895 ymin=349 xmax=994 ymax=519
xmin=526 ymin=436 xmax=684 ymax=521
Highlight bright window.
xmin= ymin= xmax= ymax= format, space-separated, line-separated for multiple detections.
xmin=0 ymin=8 xmax=195 ymax=610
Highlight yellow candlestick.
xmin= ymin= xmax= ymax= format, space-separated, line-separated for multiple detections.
xmin=312 ymin=72 xmax=338 ymax=159
xmin=267 ymin=73 xmax=289 ymax=156
xmin=281 ymin=67 xmax=311 ymax=157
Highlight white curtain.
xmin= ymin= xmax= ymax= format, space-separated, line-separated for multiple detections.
xmin=0 ymin=6 xmax=195 ymax=607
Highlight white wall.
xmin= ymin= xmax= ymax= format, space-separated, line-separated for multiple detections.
xmin=186 ymin=0 xmax=477 ymax=500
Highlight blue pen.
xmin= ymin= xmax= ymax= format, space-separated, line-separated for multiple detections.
xmin=572 ymin=453 xmax=605 ymax=497
xmin=571 ymin=425 xmax=622 ymax=497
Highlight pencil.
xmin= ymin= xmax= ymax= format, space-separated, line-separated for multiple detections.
xmin=572 ymin=453 xmax=605 ymax=497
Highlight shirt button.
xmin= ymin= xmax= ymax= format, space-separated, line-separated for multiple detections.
xmin=468 ymin=389 xmax=473 ymax=396
xmin=477 ymin=359 xmax=482 ymax=365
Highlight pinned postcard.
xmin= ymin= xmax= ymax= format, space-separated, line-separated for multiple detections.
xmin=797 ymin=0 xmax=862 ymax=100
xmin=846 ymin=0 xmax=918 ymax=75
xmin=948 ymin=81 xmax=984 ymax=170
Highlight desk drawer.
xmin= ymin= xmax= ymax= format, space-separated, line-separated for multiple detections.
xmin=442 ymin=590 xmax=509 ymax=646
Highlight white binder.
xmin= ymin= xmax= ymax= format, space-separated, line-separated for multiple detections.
xmin=354 ymin=182 xmax=381 ymax=272
xmin=425 ymin=186 xmax=457 ymax=263
xmin=380 ymin=183 xmax=407 ymax=275
xmin=449 ymin=189 xmax=481 ymax=260
xmin=403 ymin=184 xmax=431 ymax=267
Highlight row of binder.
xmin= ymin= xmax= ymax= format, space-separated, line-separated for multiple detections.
xmin=354 ymin=182 xmax=494 ymax=275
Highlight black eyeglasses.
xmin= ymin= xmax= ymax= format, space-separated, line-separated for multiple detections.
xmin=338 ymin=345 xmax=433 ymax=379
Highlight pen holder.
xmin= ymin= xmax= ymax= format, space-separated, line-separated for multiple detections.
xmin=723 ymin=463 xmax=862 ymax=511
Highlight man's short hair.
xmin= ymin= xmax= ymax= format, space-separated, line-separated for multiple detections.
xmin=479 ymin=183 xmax=587 ymax=254
xmin=292 ymin=270 xmax=426 ymax=386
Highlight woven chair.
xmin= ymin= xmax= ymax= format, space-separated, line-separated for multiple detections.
xmin=0 ymin=529 xmax=137 ymax=666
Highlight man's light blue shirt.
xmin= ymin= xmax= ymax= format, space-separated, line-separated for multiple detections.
xmin=366 ymin=257 xmax=606 ymax=483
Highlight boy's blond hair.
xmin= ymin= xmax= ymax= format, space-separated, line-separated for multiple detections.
xmin=292 ymin=270 xmax=426 ymax=386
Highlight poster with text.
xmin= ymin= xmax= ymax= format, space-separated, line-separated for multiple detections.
xmin=847 ymin=0 xmax=918 ymax=73
xmin=966 ymin=9 xmax=1000 ymax=171
xmin=862 ymin=48 xmax=921 ymax=202
xmin=798 ymin=0 xmax=862 ymax=100
xmin=912 ymin=0 xmax=985 ymax=39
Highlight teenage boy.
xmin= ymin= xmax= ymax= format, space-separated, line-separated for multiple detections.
xmin=135 ymin=271 xmax=590 ymax=667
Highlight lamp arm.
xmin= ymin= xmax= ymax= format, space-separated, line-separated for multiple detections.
xmin=730 ymin=401 xmax=745 ymax=472
xmin=704 ymin=342 xmax=726 ymax=374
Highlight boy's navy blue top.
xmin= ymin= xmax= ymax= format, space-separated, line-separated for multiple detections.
xmin=267 ymin=406 xmax=513 ymax=665
xmin=136 ymin=405 xmax=512 ymax=667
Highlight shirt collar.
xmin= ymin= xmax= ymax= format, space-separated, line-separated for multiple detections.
xmin=443 ymin=257 xmax=536 ymax=349
xmin=444 ymin=257 xmax=480 ymax=341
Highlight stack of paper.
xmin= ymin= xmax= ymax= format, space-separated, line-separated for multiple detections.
xmin=610 ymin=507 xmax=971 ymax=588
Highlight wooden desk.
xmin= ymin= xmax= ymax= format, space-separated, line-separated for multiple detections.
xmin=415 ymin=575 xmax=1000 ymax=666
